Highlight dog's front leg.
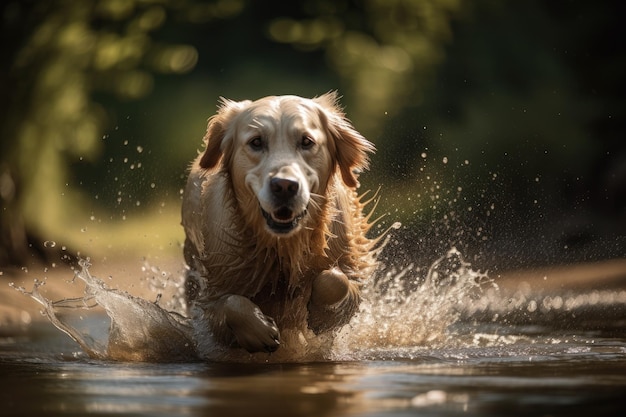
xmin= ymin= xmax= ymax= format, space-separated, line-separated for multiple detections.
xmin=308 ymin=268 xmax=361 ymax=334
xmin=209 ymin=294 xmax=281 ymax=353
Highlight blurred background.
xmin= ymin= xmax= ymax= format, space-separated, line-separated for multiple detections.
xmin=1 ymin=0 xmax=624 ymax=273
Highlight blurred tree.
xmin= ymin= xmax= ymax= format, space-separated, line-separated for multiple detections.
xmin=267 ymin=0 xmax=464 ymax=137
xmin=0 ymin=0 xmax=241 ymax=266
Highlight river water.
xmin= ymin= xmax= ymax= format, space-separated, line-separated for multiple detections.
xmin=1 ymin=251 xmax=625 ymax=416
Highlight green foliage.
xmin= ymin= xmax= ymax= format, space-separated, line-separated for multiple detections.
xmin=0 ymin=0 xmax=235 ymax=263
xmin=268 ymin=0 xmax=463 ymax=137
xmin=1 ymin=0 xmax=624 ymax=265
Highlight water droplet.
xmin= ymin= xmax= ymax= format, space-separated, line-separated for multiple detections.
xmin=44 ymin=241 xmax=56 ymax=248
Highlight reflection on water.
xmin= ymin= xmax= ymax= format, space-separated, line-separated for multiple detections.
xmin=1 ymin=324 xmax=625 ymax=416
xmin=3 ymin=249 xmax=626 ymax=415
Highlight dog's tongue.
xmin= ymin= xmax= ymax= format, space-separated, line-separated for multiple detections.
xmin=260 ymin=206 xmax=306 ymax=234
xmin=273 ymin=207 xmax=293 ymax=221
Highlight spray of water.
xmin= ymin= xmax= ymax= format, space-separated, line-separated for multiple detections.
xmin=333 ymin=247 xmax=494 ymax=360
xmin=13 ymin=246 xmax=499 ymax=363
xmin=13 ymin=259 xmax=196 ymax=362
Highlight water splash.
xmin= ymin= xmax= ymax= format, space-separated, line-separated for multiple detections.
xmin=14 ymin=247 xmax=499 ymax=363
xmin=333 ymin=247 xmax=494 ymax=359
xmin=13 ymin=259 xmax=196 ymax=362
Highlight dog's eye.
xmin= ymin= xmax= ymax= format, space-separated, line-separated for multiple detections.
xmin=300 ymin=135 xmax=315 ymax=149
xmin=248 ymin=136 xmax=264 ymax=151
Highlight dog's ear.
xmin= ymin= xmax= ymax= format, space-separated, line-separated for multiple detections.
xmin=314 ymin=91 xmax=375 ymax=188
xmin=199 ymin=98 xmax=250 ymax=170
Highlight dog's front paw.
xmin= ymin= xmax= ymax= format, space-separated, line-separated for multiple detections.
xmin=223 ymin=295 xmax=280 ymax=353
xmin=308 ymin=268 xmax=362 ymax=334
xmin=311 ymin=268 xmax=350 ymax=307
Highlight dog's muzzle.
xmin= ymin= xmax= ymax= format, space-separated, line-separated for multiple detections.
xmin=259 ymin=175 xmax=308 ymax=234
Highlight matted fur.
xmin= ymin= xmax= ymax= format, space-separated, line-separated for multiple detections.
xmin=181 ymin=92 xmax=380 ymax=355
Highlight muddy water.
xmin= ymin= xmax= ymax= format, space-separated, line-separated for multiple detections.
xmin=1 ymin=254 xmax=626 ymax=416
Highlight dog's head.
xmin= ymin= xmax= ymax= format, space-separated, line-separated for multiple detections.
xmin=198 ymin=92 xmax=374 ymax=236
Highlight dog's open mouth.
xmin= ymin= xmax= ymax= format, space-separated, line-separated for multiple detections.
xmin=261 ymin=206 xmax=307 ymax=234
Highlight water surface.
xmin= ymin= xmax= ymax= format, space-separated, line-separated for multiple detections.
xmin=2 ymin=254 xmax=625 ymax=416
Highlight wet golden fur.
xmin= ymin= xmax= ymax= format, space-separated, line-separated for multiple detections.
xmin=181 ymin=92 xmax=379 ymax=354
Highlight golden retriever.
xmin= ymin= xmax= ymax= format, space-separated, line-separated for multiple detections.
xmin=181 ymin=92 xmax=379 ymax=355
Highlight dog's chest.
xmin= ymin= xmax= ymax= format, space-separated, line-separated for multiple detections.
xmin=250 ymin=267 xmax=317 ymax=327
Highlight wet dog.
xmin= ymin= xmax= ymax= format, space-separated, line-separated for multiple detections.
xmin=181 ymin=92 xmax=378 ymax=354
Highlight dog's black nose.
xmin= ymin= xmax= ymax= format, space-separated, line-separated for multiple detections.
xmin=270 ymin=177 xmax=299 ymax=199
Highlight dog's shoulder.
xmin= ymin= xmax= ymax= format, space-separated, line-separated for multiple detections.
xmin=182 ymin=161 xmax=238 ymax=253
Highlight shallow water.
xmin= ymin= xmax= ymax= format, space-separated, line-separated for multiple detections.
xmin=2 ymin=320 xmax=625 ymax=416
xmin=2 ymin=251 xmax=626 ymax=416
